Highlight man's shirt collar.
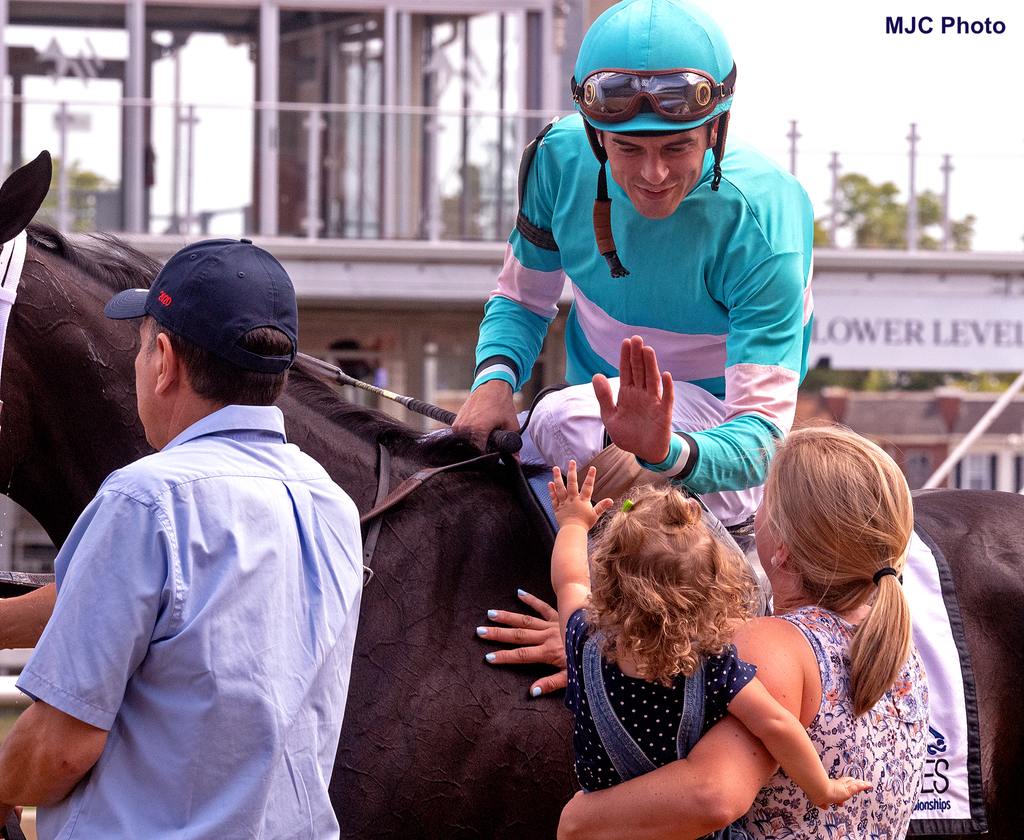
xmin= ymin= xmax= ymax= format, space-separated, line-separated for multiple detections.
xmin=163 ymin=404 xmax=287 ymax=451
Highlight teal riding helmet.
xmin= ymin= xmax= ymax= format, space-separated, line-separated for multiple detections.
xmin=569 ymin=0 xmax=737 ymax=277
xmin=573 ymin=0 xmax=735 ymax=134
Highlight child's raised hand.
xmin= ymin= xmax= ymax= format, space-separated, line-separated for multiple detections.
xmin=549 ymin=461 xmax=614 ymax=531
xmin=813 ymin=776 xmax=873 ymax=808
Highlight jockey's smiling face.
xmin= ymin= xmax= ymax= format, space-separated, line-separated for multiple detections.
xmin=602 ymin=124 xmax=718 ymax=219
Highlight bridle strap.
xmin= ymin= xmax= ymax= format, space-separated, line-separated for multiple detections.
xmin=361 ymin=441 xmax=392 ymax=574
xmin=360 ymin=450 xmax=502 ymax=529
xmin=359 ymin=448 xmax=504 ymax=573
xmin=359 ymin=385 xmax=565 ymax=563
xmin=359 ymin=384 xmax=567 ymax=551
xmin=2 ymin=811 xmax=27 ymax=840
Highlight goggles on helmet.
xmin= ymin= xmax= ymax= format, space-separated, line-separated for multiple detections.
xmin=572 ymin=65 xmax=736 ymax=125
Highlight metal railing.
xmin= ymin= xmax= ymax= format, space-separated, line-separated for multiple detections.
xmin=5 ymin=94 xmax=564 ymax=241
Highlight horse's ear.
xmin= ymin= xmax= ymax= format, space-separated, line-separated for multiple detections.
xmin=0 ymin=150 xmax=53 ymax=244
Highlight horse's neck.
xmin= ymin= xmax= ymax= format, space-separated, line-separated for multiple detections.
xmin=6 ymin=261 xmax=149 ymax=544
xmin=9 ymin=372 xmax=149 ymax=545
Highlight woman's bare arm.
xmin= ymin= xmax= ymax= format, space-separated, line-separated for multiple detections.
xmin=558 ymin=714 xmax=777 ymax=839
xmin=557 ymin=617 xmax=812 ymax=839
xmin=0 ymin=584 xmax=56 ymax=649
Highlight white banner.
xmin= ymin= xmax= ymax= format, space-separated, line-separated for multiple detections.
xmin=809 ymin=291 xmax=1024 ymax=371
xmin=904 ymin=532 xmax=973 ymax=825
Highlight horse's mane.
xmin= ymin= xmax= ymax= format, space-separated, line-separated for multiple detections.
xmin=27 ymin=222 xmax=159 ymax=292
xmin=288 ymin=362 xmax=512 ymax=467
xmin=23 ymin=223 xmax=532 ymax=472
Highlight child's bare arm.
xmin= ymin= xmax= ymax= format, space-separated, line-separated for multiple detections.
xmin=728 ymin=676 xmax=872 ymax=808
xmin=548 ymin=462 xmax=613 ymax=641
xmin=551 ymin=524 xmax=591 ymax=643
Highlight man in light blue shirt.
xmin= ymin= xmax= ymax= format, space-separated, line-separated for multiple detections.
xmin=0 ymin=239 xmax=363 ymax=838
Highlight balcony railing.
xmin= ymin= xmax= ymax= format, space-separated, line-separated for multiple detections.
xmin=5 ymin=94 xmax=564 ymax=241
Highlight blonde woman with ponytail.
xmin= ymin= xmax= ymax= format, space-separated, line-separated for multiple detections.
xmin=558 ymin=344 xmax=929 ymax=840
xmin=733 ymin=427 xmax=928 ymax=836
xmin=758 ymin=426 xmax=917 ymax=718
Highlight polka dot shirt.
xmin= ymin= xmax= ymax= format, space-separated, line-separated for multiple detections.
xmin=564 ymin=608 xmax=757 ymax=792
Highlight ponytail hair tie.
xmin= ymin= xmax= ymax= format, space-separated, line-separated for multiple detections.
xmin=621 ymin=499 xmax=635 ymax=512
xmin=872 ymin=566 xmax=900 ymax=585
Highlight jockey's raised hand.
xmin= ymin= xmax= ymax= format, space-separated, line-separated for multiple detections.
xmin=593 ymin=335 xmax=674 ymax=463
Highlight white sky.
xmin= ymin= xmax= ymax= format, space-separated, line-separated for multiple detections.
xmin=710 ymin=0 xmax=1024 ymax=250
xmin=6 ymin=1 xmax=1024 ymax=248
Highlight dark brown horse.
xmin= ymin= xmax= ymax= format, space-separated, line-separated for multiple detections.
xmin=0 ymin=157 xmax=1020 ymax=838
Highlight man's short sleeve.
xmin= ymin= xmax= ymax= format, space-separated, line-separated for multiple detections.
xmin=17 ymin=491 xmax=173 ymax=730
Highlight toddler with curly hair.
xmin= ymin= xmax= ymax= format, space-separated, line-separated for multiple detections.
xmin=550 ymin=461 xmax=869 ymax=808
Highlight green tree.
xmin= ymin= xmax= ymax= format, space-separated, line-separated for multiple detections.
xmin=802 ymin=368 xmax=949 ymax=392
xmin=816 ymin=172 xmax=975 ymax=250
xmin=38 ymin=157 xmax=114 ymax=233
xmin=812 ymin=218 xmax=830 ymax=247
xmin=442 ymin=163 xmax=484 ymax=240
xmin=802 ymin=366 xmax=1017 ymax=393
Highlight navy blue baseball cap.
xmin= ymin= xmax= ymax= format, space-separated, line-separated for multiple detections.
xmin=105 ymin=238 xmax=298 ymax=374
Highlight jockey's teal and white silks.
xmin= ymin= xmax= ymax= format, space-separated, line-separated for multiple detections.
xmin=474 ymin=115 xmax=814 ymax=494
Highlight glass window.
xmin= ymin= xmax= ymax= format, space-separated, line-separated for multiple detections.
xmin=278 ymin=10 xmax=385 ymax=239
xmin=325 ymin=338 xmax=383 ymax=409
xmin=402 ymin=12 xmax=534 ymax=242
xmin=957 ymin=453 xmax=995 ymax=490
xmin=5 ymin=21 xmax=128 ymax=231
xmin=5 ymin=3 xmax=555 ymax=243
xmin=148 ymin=21 xmax=257 ymax=236
xmin=7 ymin=4 xmax=260 ymax=235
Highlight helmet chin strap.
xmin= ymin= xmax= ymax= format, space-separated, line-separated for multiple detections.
xmin=710 ymin=111 xmax=729 ymax=191
xmin=582 ymin=120 xmax=630 ymax=279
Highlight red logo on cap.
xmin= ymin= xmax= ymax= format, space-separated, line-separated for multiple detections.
xmin=158 ymin=291 xmax=173 ymax=307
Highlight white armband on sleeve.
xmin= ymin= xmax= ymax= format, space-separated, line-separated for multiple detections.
xmin=635 ymin=433 xmax=690 ymax=479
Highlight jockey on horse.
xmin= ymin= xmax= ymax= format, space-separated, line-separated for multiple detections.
xmin=454 ymin=0 xmax=814 ymax=577
xmin=458 ymin=10 xmax=980 ymax=830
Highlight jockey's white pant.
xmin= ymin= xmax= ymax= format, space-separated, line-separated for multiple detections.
xmin=518 ymin=378 xmax=762 ymax=527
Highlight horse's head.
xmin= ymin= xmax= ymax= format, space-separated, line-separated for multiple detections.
xmin=0 ymin=151 xmax=51 ymax=244
xmin=0 ymin=154 xmax=153 ymax=542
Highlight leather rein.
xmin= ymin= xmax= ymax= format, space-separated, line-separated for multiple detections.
xmin=359 ymin=442 xmax=502 ymax=574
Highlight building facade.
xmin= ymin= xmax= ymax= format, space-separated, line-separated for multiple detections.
xmin=799 ymin=387 xmax=1024 ymax=492
xmin=1 ymin=0 xmax=603 ymax=239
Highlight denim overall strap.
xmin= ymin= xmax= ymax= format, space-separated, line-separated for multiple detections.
xmin=582 ymin=636 xmax=657 ymax=781
xmin=676 ymin=657 xmax=706 ymax=758
xmin=582 ymin=639 xmax=750 ymax=838
xmin=676 ymin=659 xmax=751 ymax=840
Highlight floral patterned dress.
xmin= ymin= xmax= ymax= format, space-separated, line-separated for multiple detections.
xmin=739 ymin=606 xmax=928 ymax=840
